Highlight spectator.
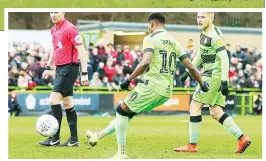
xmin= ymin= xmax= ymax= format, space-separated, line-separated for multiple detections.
xmin=232 ymin=45 xmax=247 ymax=65
xmin=96 ymin=39 xmax=106 ymax=57
xmin=104 ymin=59 xmax=117 ymax=82
xmin=174 ymin=70 xmax=182 ymax=87
xmin=254 ymin=95 xmax=262 ymax=115
xmin=116 ymin=44 xmax=125 ymax=66
xmin=225 ymin=44 xmax=231 ymax=63
xmin=133 ymin=53 xmax=142 ymax=70
xmin=130 ymin=45 xmax=141 ymax=61
xmin=185 ymin=39 xmax=195 ymax=58
xmin=17 ymin=71 xmax=29 ymax=87
xmin=229 ymin=66 xmax=237 ymax=80
xmin=123 ymin=45 xmax=134 ymax=67
xmin=244 ymin=64 xmax=253 ymax=79
xmin=106 ymin=43 xmax=118 ymax=64
xmin=90 ymin=72 xmax=102 ymax=87
xmin=8 ymin=91 xmax=21 ymax=117
xmin=246 ymin=47 xmax=257 ymax=65
xmin=97 ymin=62 xmax=107 ymax=81
xmin=113 ymin=68 xmax=126 ymax=85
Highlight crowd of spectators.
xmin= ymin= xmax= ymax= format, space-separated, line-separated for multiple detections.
xmin=8 ymin=38 xmax=262 ymax=90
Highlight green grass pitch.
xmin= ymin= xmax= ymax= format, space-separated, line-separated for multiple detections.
xmin=1 ymin=0 xmax=264 ymax=30
xmin=9 ymin=115 xmax=262 ymax=159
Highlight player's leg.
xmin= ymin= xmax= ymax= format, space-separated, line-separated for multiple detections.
xmin=86 ymin=107 xmax=135 ymax=147
xmin=174 ymin=100 xmax=204 ymax=152
xmin=209 ymin=104 xmax=251 ymax=153
xmin=38 ymin=91 xmax=63 ymax=146
xmin=111 ymin=83 xmax=160 ymax=159
xmin=111 ymin=103 xmax=136 ymax=159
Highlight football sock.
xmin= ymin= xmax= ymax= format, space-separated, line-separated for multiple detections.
xmin=51 ymin=104 xmax=62 ymax=140
xmin=219 ymin=113 xmax=243 ymax=140
xmin=97 ymin=118 xmax=116 ymax=140
xmin=97 ymin=115 xmax=134 ymax=140
xmin=115 ymin=112 xmax=129 ymax=155
xmin=189 ymin=115 xmax=202 ymax=144
xmin=66 ymin=107 xmax=78 ymax=141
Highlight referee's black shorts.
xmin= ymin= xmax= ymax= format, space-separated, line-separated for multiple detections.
xmin=52 ymin=63 xmax=79 ymax=97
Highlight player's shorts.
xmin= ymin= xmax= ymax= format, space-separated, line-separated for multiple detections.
xmin=123 ymin=83 xmax=170 ymax=113
xmin=192 ymin=76 xmax=225 ymax=107
xmin=52 ymin=63 xmax=79 ymax=97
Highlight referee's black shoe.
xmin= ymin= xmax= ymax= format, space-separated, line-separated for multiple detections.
xmin=60 ymin=138 xmax=79 ymax=147
xmin=39 ymin=137 xmax=60 ymax=146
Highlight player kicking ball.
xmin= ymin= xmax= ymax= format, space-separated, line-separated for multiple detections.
xmin=173 ymin=12 xmax=251 ymax=153
xmin=86 ymin=12 xmax=209 ymax=159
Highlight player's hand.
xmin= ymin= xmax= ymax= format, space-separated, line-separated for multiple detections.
xmin=119 ymin=79 xmax=131 ymax=90
xmin=81 ymin=75 xmax=89 ymax=86
xmin=42 ymin=70 xmax=51 ymax=80
xmin=200 ymin=81 xmax=209 ymax=92
xmin=180 ymin=71 xmax=189 ymax=82
xmin=220 ymin=81 xmax=230 ymax=96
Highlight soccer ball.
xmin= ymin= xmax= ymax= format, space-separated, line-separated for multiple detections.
xmin=36 ymin=115 xmax=59 ymax=137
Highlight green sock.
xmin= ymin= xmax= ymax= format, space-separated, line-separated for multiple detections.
xmin=219 ymin=113 xmax=243 ymax=140
xmin=189 ymin=115 xmax=202 ymax=144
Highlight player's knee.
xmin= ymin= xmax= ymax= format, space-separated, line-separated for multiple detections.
xmin=116 ymin=104 xmax=136 ymax=118
xmin=209 ymin=110 xmax=220 ymax=120
xmin=189 ymin=105 xmax=201 ymax=115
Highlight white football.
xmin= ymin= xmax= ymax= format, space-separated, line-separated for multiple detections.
xmin=36 ymin=115 xmax=59 ymax=137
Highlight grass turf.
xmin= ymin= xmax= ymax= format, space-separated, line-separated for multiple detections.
xmin=9 ymin=115 xmax=262 ymax=159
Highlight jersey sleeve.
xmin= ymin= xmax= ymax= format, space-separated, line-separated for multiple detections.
xmin=211 ymin=35 xmax=226 ymax=53
xmin=67 ymin=27 xmax=83 ymax=46
xmin=176 ymin=43 xmax=188 ymax=62
xmin=142 ymin=36 xmax=154 ymax=53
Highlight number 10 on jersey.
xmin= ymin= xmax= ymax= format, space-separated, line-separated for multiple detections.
xmin=159 ymin=50 xmax=177 ymax=75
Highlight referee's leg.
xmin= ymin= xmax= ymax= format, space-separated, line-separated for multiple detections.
xmin=61 ymin=96 xmax=79 ymax=146
xmin=49 ymin=92 xmax=63 ymax=139
xmin=39 ymin=91 xmax=63 ymax=146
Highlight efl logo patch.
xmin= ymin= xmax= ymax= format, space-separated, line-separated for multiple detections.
xmin=144 ymin=40 xmax=152 ymax=48
xmin=216 ymin=38 xmax=224 ymax=47
xmin=75 ymin=35 xmax=83 ymax=44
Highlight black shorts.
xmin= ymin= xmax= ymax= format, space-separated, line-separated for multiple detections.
xmin=52 ymin=63 xmax=79 ymax=97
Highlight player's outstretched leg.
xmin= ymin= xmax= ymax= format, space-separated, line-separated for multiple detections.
xmin=174 ymin=100 xmax=203 ymax=152
xmin=39 ymin=92 xmax=62 ymax=146
xmin=86 ymin=118 xmax=116 ymax=147
xmin=210 ymin=105 xmax=251 ymax=153
xmin=60 ymin=96 xmax=79 ymax=147
xmin=86 ymin=106 xmax=134 ymax=147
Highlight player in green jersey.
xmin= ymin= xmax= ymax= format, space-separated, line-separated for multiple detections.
xmin=174 ymin=12 xmax=251 ymax=153
xmin=86 ymin=13 xmax=209 ymax=159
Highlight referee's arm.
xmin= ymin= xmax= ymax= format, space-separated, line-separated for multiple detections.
xmin=75 ymin=45 xmax=88 ymax=73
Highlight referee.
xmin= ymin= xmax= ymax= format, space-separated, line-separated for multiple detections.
xmin=39 ymin=12 xmax=89 ymax=147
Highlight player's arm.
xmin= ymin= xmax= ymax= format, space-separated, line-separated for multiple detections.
xmin=181 ymin=50 xmax=202 ymax=82
xmin=214 ymin=36 xmax=230 ymax=95
xmin=128 ymin=50 xmax=152 ymax=81
xmin=120 ymin=37 xmax=153 ymax=90
xmin=68 ymin=27 xmax=89 ymax=86
xmin=177 ymin=44 xmax=208 ymax=92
